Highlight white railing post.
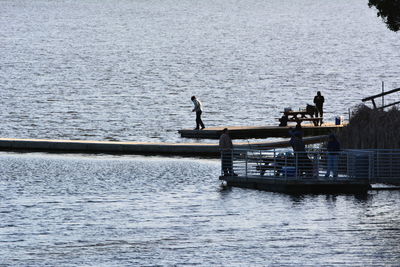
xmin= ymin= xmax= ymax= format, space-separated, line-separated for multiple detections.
xmin=294 ymin=153 xmax=299 ymax=179
xmin=220 ymin=152 xmax=223 ymax=176
xmin=285 ymin=153 xmax=287 ymax=181
xmin=260 ymin=150 xmax=262 ymax=177
xmin=273 ymin=149 xmax=276 ymax=177
xmin=245 ymin=151 xmax=248 ymax=177
xmin=231 ymin=150 xmax=234 ymax=175
xmin=316 ymin=151 xmax=319 ymax=178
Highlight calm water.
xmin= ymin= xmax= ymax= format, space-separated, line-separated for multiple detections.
xmin=0 ymin=152 xmax=400 ymax=266
xmin=1 ymin=0 xmax=400 ymax=266
xmin=0 ymin=0 xmax=399 ymax=142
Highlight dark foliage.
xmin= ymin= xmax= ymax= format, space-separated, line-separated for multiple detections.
xmin=368 ymin=0 xmax=400 ymax=32
xmin=338 ymin=104 xmax=400 ymax=149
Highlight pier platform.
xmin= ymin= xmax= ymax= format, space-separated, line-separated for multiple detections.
xmin=178 ymin=124 xmax=344 ymax=139
xmin=220 ymin=175 xmax=371 ymax=193
xmin=220 ymin=147 xmax=400 ymax=191
xmin=0 ymin=136 xmax=326 ymax=157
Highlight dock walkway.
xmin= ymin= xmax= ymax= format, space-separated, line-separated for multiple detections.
xmin=179 ymin=124 xmax=344 ymax=139
xmin=0 ymin=136 xmax=326 ymax=157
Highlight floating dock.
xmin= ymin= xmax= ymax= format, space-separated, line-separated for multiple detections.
xmin=0 ymin=136 xmax=326 ymax=157
xmin=220 ymin=175 xmax=371 ymax=193
xmin=178 ymin=124 xmax=344 ymax=139
xmin=219 ymin=147 xmax=400 ymax=192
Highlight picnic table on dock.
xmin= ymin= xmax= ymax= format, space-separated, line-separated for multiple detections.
xmin=283 ymin=110 xmax=322 ymax=125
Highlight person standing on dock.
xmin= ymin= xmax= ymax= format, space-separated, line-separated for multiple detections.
xmin=290 ymin=131 xmax=312 ymax=177
xmin=325 ymin=134 xmax=341 ymax=178
xmin=219 ymin=128 xmax=237 ymax=176
xmin=313 ymin=91 xmax=325 ymax=126
xmin=191 ymin=96 xmax=205 ymax=130
xmin=289 ymin=122 xmax=303 ymax=138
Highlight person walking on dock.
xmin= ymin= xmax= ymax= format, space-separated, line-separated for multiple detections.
xmin=191 ymin=96 xmax=205 ymax=130
xmin=325 ymin=134 xmax=341 ymax=178
xmin=313 ymin=91 xmax=325 ymax=126
xmin=219 ymin=128 xmax=237 ymax=176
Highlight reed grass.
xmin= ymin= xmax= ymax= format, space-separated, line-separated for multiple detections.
xmin=338 ymin=104 xmax=400 ymax=149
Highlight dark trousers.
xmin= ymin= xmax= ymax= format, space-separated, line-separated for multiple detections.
xmin=316 ymin=105 xmax=323 ymax=125
xmin=196 ymin=111 xmax=205 ymax=129
xmin=221 ymin=151 xmax=233 ymax=175
xmin=295 ymin=153 xmax=313 ymax=177
xmin=316 ymin=105 xmax=323 ymax=117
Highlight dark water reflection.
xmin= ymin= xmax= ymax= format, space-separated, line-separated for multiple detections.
xmin=1 ymin=153 xmax=399 ymax=266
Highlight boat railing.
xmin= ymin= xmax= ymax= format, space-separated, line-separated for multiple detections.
xmin=222 ymin=148 xmax=400 ymax=183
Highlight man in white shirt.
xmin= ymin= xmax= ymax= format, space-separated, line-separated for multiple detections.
xmin=191 ymin=96 xmax=205 ymax=130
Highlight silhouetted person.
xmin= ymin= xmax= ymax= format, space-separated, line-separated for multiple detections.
xmin=290 ymin=131 xmax=312 ymax=177
xmin=325 ymin=134 xmax=341 ymax=178
xmin=306 ymin=104 xmax=319 ymax=126
xmin=219 ymin=128 xmax=237 ymax=176
xmin=191 ymin=96 xmax=205 ymax=130
xmin=279 ymin=114 xmax=288 ymax=126
xmin=289 ymin=122 xmax=303 ymax=138
xmin=313 ymin=91 xmax=325 ymax=125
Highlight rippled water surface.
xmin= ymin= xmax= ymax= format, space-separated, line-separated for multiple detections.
xmin=0 ymin=153 xmax=399 ymax=266
xmin=1 ymin=1 xmax=400 ymax=266
xmin=1 ymin=0 xmax=399 ymax=142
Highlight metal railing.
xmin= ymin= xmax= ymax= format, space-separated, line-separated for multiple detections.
xmin=221 ymin=148 xmax=400 ymax=184
xmin=363 ymin=149 xmax=400 ymax=184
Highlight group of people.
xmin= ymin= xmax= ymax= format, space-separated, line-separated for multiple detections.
xmin=190 ymin=96 xmax=236 ymax=176
xmin=189 ymin=96 xmax=236 ymax=176
xmin=289 ymin=124 xmax=341 ymax=178
xmin=191 ymin=91 xmax=325 ymax=130
xmin=219 ymin=125 xmax=341 ymax=178
xmin=191 ymin=94 xmax=339 ymax=178
xmin=279 ymin=91 xmax=325 ymax=127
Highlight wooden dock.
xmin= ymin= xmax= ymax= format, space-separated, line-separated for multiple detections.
xmin=179 ymin=123 xmax=345 ymax=139
xmin=0 ymin=136 xmax=327 ymax=157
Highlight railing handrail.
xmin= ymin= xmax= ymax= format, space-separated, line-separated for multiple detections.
xmin=225 ymin=148 xmax=400 ymax=184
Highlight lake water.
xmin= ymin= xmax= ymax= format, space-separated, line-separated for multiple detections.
xmin=1 ymin=0 xmax=400 ymax=266
xmin=1 ymin=0 xmax=399 ymax=142
xmin=1 ymin=152 xmax=400 ymax=266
